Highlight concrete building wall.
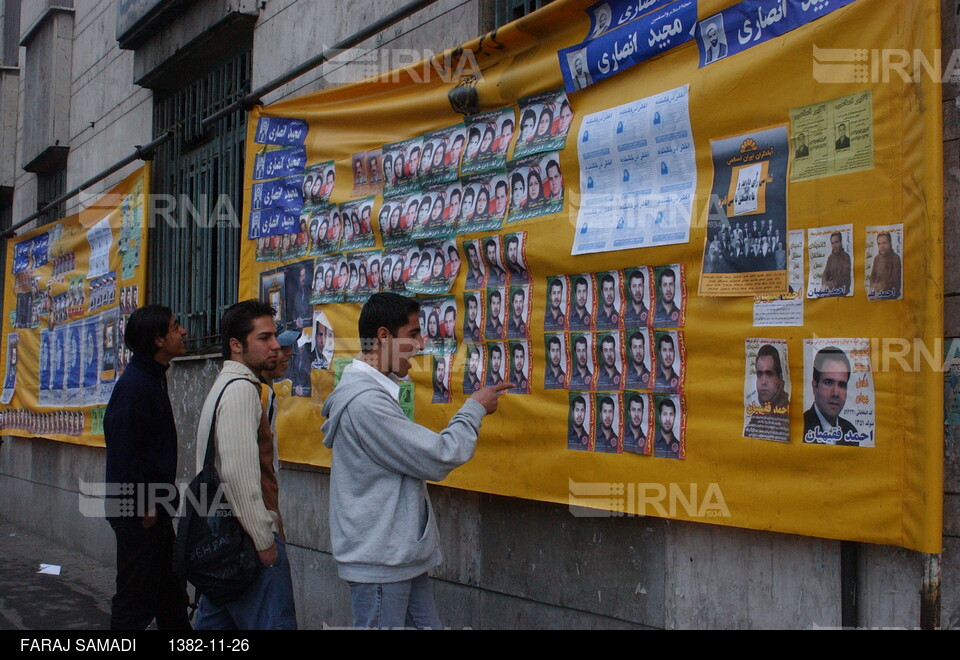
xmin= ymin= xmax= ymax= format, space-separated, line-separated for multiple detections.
xmin=0 ymin=0 xmax=955 ymax=629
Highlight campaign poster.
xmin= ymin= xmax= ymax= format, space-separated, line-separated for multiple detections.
xmin=485 ymin=342 xmax=507 ymax=387
xmin=742 ymin=339 xmax=791 ymax=443
xmin=573 ymin=85 xmax=695 ymax=255
xmin=419 ymin=124 xmax=465 ymax=187
xmin=593 ymin=392 xmax=623 ymax=454
xmin=457 ymin=170 xmax=509 ymax=234
xmin=432 ymin=354 xmax=453 ymax=403
xmin=382 ymin=246 xmax=413 ymax=296
xmin=405 ymin=239 xmax=459 ymax=295
xmin=652 ymin=329 xmax=684 ymax=394
xmin=653 ymin=393 xmax=684 ymax=459
xmin=595 ymin=270 xmax=623 ymax=330
xmin=305 ymin=205 xmax=342 ymax=257
xmin=339 ymin=197 xmax=376 ymax=252
xmin=462 ymin=239 xmax=488 ymax=290
xmin=567 ymin=392 xmax=593 ymax=452
xmin=865 ymin=224 xmax=903 ymax=301
xmin=508 ymin=340 xmax=532 ymax=395
xmin=513 ymin=89 xmax=574 ymax=159
xmin=484 ymin=286 xmax=506 ymax=341
xmin=802 ymin=339 xmax=875 ymax=447
xmin=412 ymin=183 xmax=461 ymax=240
xmin=544 ymin=275 xmax=568 ymax=331
xmin=569 ymin=273 xmax=596 ymax=331
xmin=310 ymin=309 xmax=334 ymax=370
xmin=624 ymin=327 xmax=652 ymax=390
xmin=506 ymin=285 xmax=531 ymax=340
xmin=311 ymin=255 xmax=347 ymax=304
xmin=344 ymin=250 xmax=381 ymax=303
xmin=700 ymin=125 xmax=789 ymax=296
xmin=790 ymin=91 xmax=874 ymax=183
xmin=383 ymin=136 xmax=424 ymax=198
xmin=594 ymin=331 xmax=624 ymax=391
xmin=419 ymin=296 xmax=457 ymax=355
xmin=807 ymin=224 xmax=854 ymax=298
xmin=506 ymin=153 xmax=564 ymax=224
xmin=462 ymin=291 xmax=484 ymax=344
xmin=569 ymin=332 xmax=596 ymax=391
xmin=652 ymin=264 xmax=685 ymax=329
xmin=303 ymin=161 xmax=336 ymax=205
xmin=100 ymin=309 xmax=118 ymax=383
xmin=461 ymin=108 xmax=515 ymax=175
xmin=480 ymin=235 xmax=507 ymax=288
xmin=259 ymin=268 xmax=287 ymax=326
xmin=622 ymin=266 xmax=652 ymax=327
xmin=1 ymin=333 xmax=18 ymax=404
xmin=544 ymin=332 xmax=569 ymax=390
xmin=623 ymin=391 xmax=652 ymax=455
xmin=503 ymin=232 xmax=531 ymax=285
xmin=462 ymin=343 xmax=486 ymax=395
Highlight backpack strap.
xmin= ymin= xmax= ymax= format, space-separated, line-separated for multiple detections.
xmin=201 ymin=378 xmax=261 ymax=470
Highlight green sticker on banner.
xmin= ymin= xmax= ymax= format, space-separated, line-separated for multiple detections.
xmin=399 ymin=381 xmax=415 ymax=421
xmin=90 ymin=407 xmax=105 ymax=435
xmin=332 ymin=358 xmax=352 ymax=386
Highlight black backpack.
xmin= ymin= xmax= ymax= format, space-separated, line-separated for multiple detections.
xmin=173 ymin=378 xmax=262 ymax=606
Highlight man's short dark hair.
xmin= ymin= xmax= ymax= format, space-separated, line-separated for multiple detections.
xmin=658 ymin=398 xmax=676 ymax=414
xmin=447 ymin=245 xmax=458 ymax=258
xmin=506 ymin=235 xmax=519 ymax=249
xmin=496 ymin=180 xmax=508 ymax=195
xmin=358 ymin=293 xmax=421 ymax=354
xmin=601 ymin=273 xmax=615 ymax=289
xmin=600 ymin=334 xmax=615 ymax=350
xmin=124 ymin=304 xmax=173 ymax=356
xmin=628 ymin=393 xmax=643 ymax=409
xmin=512 ymin=343 xmax=525 ymax=358
xmin=222 ymin=299 xmax=276 ymax=359
xmin=599 ymin=396 xmax=613 ymax=411
xmin=548 ymin=335 xmax=561 ymax=350
xmin=490 ymin=289 xmax=502 ymax=303
xmin=628 ymin=269 xmax=645 ymax=285
xmin=629 ymin=331 xmax=645 ymax=346
xmin=512 ymin=288 xmax=525 ymax=303
xmin=550 ymin=277 xmax=563 ymax=293
xmin=757 ymin=344 xmax=783 ymax=378
xmin=830 ymin=231 xmax=842 ymax=244
xmin=490 ymin=344 xmax=502 ymax=357
xmin=574 ymin=276 xmax=588 ymax=291
xmin=572 ymin=394 xmax=585 ymax=410
xmin=484 ymin=238 xmax=497 ymax=253
xmin=877 ymin=231 xmax=891 ymax=243
xmin=444 ymin=305 xmax=456 ymax=318
xmin=574 ymin=335 xmax=587 ymax=351
xmin=812 ymin=346 xmax=851 ymax=384
xmin=546 ymin=159 xmax=560 ymax=175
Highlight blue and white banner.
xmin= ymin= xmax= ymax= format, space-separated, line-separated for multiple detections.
xmin=252 ymin=175 xmax=305 ymax=211
xmin=252 ymin=146 xmax=307 ymax=181
xmin=12 ymin=240 xmax=31 ymax=274
xmin=31 ymin=233 xmax=49 ymax=268
xmin=584 ymin=0 xmax=678 ymax=40
xmin=248 ymin=207 xmax=300 ymax=239
xmin=697 ymin=0 xmax=859 ymax=68
xmin=559 ymin=0 xmax=697 ymax=94
xmin=254 ymin=117 xmax=309 ymax=147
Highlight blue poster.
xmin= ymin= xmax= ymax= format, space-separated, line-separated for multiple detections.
xmin=82 ymin=319 xmax=100 ymax=389
xmin=252 ymin=175 xmax=305 ymax=211
xmin=31 ymin=233 xmax=49 ymax=268
xmin=66 ymin=324 xmax=82 ymax=391
xmin=51 ymin=326 xmax=66 ymax=395
xmin=254 ymin=117 xmax=309 ymax=147
xmin=248 ymin=208 xmax=300 ymax=240
xmin=559 ymin=0 xmax=697 ymax=94
xmin=252 ymin=146 xmax=307 ymax=181
xmin=39 ymin=329 xmax=51 ymax=396
xmin=12 ymin=240 xmax=31 ymax=274
xmin=584 ymin=0 xmax=677 ymax=40
xmin=697 ymin=0 xmax=860 ymax=68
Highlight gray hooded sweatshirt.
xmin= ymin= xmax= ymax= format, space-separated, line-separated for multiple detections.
xmin=321 ymin=362 xmax=486 ymax=583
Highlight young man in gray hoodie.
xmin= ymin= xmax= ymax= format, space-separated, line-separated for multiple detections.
xmin=322 ymin=293 xmax=511 ymax=629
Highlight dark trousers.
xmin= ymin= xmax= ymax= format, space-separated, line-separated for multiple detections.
xmin=109 ymin=517 xmax=191 ymax=630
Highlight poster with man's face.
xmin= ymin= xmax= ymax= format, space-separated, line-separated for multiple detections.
xmin=506 ymin=285 xmax=531 ymax=340
xmin=802 ymin=338 xmax=874 ymax=447
xmin=593 ymin=393 xmax=623 ymax=454
xmin=462 ymin=343 xmax=486 ymax=395
xmin=652 ymin=330 xmax=684 ymax=394
xmin=595 ymin=271 xmax=623 ymax=329
xmin=569 ymin=332 xmax=595 ymax=391
xmin=462 ymin=291 xmax=484 ymax=344
xmin=485 ymin=342 xmax=506 ymax=387
xmin=569 ymin=273 xmax=595 ymax=331
xmin=567 ymin=393 xmax=593 ymax=451
xmin=543 ymin=333 xmax=569 ymax=390
xmin=508 ymin=340 xmax=531 ymax=394
xmin=743 ymin=339 xmax=791 ymax=443
xmin=594 ymin=332 xmax=625 ymax=391
xmin=623 ymin=391 xmax=651 ymax=455
xmin=653 ymin=394 xmax=685 ymax=460
xmin=545 ymin=275 xmax=568 ymax=331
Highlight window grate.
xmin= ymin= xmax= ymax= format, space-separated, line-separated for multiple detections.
xmin=494 ymin=0 xmax=554 ymax=28
xmin=149 ymin=48 xmax=250 ymax=354
xmin=36 ymin=167 xmax=66 ymax=226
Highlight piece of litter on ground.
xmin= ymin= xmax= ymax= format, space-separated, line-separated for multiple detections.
xmin=37 ymin=564 xmax=61 ymax=575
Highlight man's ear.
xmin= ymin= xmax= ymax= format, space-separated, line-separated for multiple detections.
xmin=375 ymin=326 xmax=391 ymax=345
xmin=229 ymin=336 xmax=243 ymax=356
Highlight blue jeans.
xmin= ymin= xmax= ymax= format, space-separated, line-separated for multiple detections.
xmin=348 ymin=573 xmax=442 ymax=629
xmin=194 ymin=534 xmax=297 ymax=630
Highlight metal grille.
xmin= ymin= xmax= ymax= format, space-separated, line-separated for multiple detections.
xmin=149 ymin=49 xmax=250 ymax=353
xmin=36 ymin=167 xmax=66 ymax=225
xmin=495 ymin=0 xmax=554 ymax=28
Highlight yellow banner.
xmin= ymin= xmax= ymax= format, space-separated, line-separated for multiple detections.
xmin=241 ymin=0 xmax=943 ymax=552
xmin=0 ymin=167 xmax=150 ymax=447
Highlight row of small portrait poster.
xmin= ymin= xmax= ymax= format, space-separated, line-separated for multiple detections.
xmin=544 ymin=264 xmax=686 ymax=334
xmin=742 ymin=337 xmax=875 ymax=447
xmin=544 ymin=328 xmax=685 ymax=394
xmin=567 ymin=391 xmax=686 ymax=460
xmin=804 ymin=224 xmax=903 ymax=301
xmin=379 ymin=88 xmax=573 ymax=198
xmin=462 ymin=232 xmax=532 ymax=291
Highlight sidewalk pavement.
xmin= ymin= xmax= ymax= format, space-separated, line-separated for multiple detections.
xmin=0 ymin=519 xmax=113 ymax=630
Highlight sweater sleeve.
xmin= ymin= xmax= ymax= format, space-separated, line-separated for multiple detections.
xmin=215 ymin=381 xmax=276 ymax=551
xmin=345 ymin=393 xmax=486 ymax=482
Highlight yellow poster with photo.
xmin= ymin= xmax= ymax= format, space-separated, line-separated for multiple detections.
xmin=240 ymin=0 xmax=943 ymax=552
xmin=0 ymin=167 xmax=150 ymax=447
